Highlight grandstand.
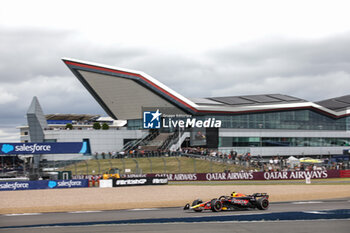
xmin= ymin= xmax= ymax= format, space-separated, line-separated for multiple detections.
xmin=16 ymin=58 xmax=350 ymax=161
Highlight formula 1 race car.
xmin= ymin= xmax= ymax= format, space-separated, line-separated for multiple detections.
xmin=184 ymin=192 xmax=269 ymax=212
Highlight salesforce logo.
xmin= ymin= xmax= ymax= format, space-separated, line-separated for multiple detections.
xmin=79 ymin=141 xmax=87 ymax=154
xmin=48 ymin=181 xmax=57 ymax=188
xmin=1 ymin=144 xmax=14 ymax=154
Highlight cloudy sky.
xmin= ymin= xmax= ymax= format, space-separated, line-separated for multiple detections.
xmin=1 ymin=0 xmax=350 ymax=142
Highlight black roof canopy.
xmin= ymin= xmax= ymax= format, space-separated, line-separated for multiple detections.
xmin=207 ymin=94 xmax=306 ymax=106
xmin=316 ymin=95 xmax=350 ymax=111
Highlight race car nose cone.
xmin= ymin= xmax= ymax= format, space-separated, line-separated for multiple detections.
xmin=184 ymin=204 xmax=190 ymax=210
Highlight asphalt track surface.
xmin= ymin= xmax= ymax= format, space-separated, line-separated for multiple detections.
xmin=0 ymin=199 xmax=349 ymax=233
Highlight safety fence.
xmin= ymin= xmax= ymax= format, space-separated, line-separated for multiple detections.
xmin=50 ymin=155 xmax=252 ymax=177
xmin=185 ymin=153 xmax=350 ymax=171
xmin=2 ymin=153 xmax=349 ymax=181
xmin=59 ymin=153 xmax=349 ymax=176
xmin=74 ymin=170 xmax=349 ymax=182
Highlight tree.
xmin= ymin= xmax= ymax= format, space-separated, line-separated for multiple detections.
xmin=93 ymin=122 xmax=101 ymax=130
xmin=65 ymin=123 xmax=73 ymax=130
xmin=102 ymin=123 xmax=109 ymax=130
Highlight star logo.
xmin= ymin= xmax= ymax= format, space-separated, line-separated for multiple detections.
xmin=150 ymin=109 xmax=162 ymax=122
xmin=143 ymin=109 xmax=162 ymax=129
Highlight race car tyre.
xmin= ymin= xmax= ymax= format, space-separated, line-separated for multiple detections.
xmin=219 ymin=196 xmax=229 ymax=200
xmin=257 ymin=197 xmax=269 ymax=210
xmin=192 ymin=199 xmax=203 ymax=212
xmin=211 ymin=199 xmax=223 ymax=212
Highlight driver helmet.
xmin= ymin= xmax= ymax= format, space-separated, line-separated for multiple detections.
xmin=231 ymin=191 xmax=238 ymax=197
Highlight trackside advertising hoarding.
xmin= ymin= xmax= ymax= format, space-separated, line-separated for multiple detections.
xmin=112 ymin=177 xmax=168 ymax=187
xmin=0 ymin=142 xmax=87 ymax=155
xmin=147 ymin=170 xmax=341 ymax=181
xmin=0 ymin=179 xmax=89 ymax=191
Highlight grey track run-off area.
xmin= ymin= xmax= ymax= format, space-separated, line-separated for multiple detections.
xmin=1 ymin=184 xmax=350 ymax=214
xmin=0 ymin=200 xmax=349 ymax=233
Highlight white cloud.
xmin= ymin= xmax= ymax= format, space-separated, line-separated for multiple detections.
xmin=1 ymin=0 xmax=350 ymax=52
xmin=0 ymin=75 xmax=102 ymax=113
xmin=0 ymin=0 xmax=350 ymax=142
xmin=0 ymin=87 xmax=18 ymax=104
xmin=0 ymin=128 xmax=19 ymax=142
xmin=209 ymin=71 xmax=350 ymax=101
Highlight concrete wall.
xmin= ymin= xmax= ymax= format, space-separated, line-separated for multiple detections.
xmin=44 ymin=128 xmax=146 ymax=153
xmin=40 ymin=128 xmax=147 ymax=160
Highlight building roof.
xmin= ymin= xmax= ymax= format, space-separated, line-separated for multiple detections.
xmin=62 ymin=58 xmax=196 ymax=120
xmin=316 ymin=95 xmax=350 ymax=112
xmin=45 ymin=114 xmax=100 ymax=121
xmin=190 ymin=94 xmax=307 ymax=107
xmin=63 ymin=58 xmax=350 ymax=119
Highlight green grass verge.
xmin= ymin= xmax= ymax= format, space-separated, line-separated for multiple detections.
xmin=61 ymin=157 xmax=250 ymax=175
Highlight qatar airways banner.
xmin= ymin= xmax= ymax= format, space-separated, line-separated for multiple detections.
xmin=147 ymin=170 xmax=340 ymax=181
xmin=0 ymin=142 xmax=87 ymax=155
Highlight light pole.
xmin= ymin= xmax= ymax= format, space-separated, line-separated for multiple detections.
xmin=318 ymin=125 xmax=323 ymax=157
xmin=258 ymin=123 xmax=263 ymax=157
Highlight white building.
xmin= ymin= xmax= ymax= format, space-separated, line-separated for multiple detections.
xmin=18 ymin=58 xmax=350 ymax=160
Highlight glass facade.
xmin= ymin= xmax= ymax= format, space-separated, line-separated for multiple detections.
xmin=128 ymin=110 xmax=349 ymax=131
xmin=200 ymin=110 xmax=347 ymax=130
xmin=220 ymin=137 xmax=260 ymax=147
xmin=219 ymin=137 xmax=350 ymax=147
xmin=127 ymin=119 xmax=143 ymax=130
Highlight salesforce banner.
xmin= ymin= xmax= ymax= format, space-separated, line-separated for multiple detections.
xmin=0 ymin=142 xmax=87 ymax=155
xmin=0 ymin=179 xmax=89 ymax=191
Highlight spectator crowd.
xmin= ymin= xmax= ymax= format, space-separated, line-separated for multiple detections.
xmin=91 ymin=146 xmax=349 ymax=172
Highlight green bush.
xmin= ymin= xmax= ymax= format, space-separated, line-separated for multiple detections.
xmin=102 ymin=123 xmax=109 ymax=130
xmin=93 ymin=122 xmax=101 ymax=130
xmin=65 ymin=123 xmax=73 ymax=130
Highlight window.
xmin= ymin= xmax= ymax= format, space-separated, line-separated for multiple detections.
xmin=210 ymin=110 xmax=346 ymax=130
xmin=220 ymin=137 xmax=350 ymax=147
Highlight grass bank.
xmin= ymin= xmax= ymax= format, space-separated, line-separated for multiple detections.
xmin=61 ymin=157 xmax=249 ymax=175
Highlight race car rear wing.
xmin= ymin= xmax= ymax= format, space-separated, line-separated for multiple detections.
xmin=252 ymin=193 xmax=269 ymax=198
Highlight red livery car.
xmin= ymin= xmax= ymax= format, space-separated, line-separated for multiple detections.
xmin=184 ymin=191 xmax=269 ymax=212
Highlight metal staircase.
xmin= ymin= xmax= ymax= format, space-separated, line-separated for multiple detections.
xmin=140 ymin=132 xmax=172 ymax=151
xmin=122 ymin=130 xmax=159 ymax=152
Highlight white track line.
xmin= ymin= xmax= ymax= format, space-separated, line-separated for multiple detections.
xmin=68 ymin=211 xmax=103 ymax=214
xmin=292 ymin=201 xmax=324 ymax=204
xmin=303 ymin=211 xmax=328 ymax=214
xmin=127 ymin=208 xmax=161 ymax=211
xmin=4 ymin=213 xmax=42 ymax=216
